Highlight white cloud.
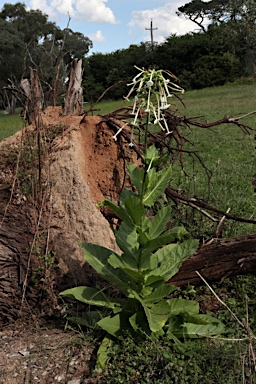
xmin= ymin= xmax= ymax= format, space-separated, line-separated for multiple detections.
xmin=89 ymin=30 xmax=105 ymax=43
xmin=49 ymin=0 xmax=117 ymax=23
xmin=30 ymin=0 xmax=59 ymax=20
xmin=30 ymin=0 xmax=117 ymax=24
xmin=129 ymin=2 xmax=196 ymax=45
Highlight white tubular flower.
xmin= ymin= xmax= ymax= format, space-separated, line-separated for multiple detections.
xmin=137 ymin=78 xmax=144 ymax=93
xmin=112 ymin=123 xmax=128 ymax=141
xmin=129 ymin=128 xmax=134 ymax=147
xmin=130 ymin=95 xmax=138 ymax=115
xmin=144 ymin=88 xmax=151 ymax=113
xmin=146 ymin=69 xmax=154 ymax=88
xmin=163 ymin=78 xmax=171 ymax=97
xmin=168 ymin=82 xmax=184 ymax=94
xmin=159 ymin=88 xmax=168 ymax=109
xmin=131 ymin=103 xmax=141 ymax=126
xmin=162 ymin=116 xmax=171 ymax=135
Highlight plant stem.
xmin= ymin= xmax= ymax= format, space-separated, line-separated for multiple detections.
xmin=140 ymin=112 xmax=150 ymax=203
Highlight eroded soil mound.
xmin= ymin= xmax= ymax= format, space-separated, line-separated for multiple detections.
xmin=0 ymin=107 xmax=139 ymax=326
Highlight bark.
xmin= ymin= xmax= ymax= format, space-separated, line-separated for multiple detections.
xmin=20 ymin=68 xmax=43 ymax=124
xmin=170 ymin=234 xmax=256 ymax=287
xmin=0 ymin=190 xmax=38 ymax=326
xmin=63 ymin=58 xmax=83 ymax=116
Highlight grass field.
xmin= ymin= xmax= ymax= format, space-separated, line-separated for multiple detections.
xmin=0 ymin=110 xmax=23 ymax=141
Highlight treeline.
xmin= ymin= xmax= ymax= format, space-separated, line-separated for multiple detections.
xmin=83 ymin=21 xmax=253 ymax=101
xmin=1 ymin=1 xmax=256 ymax=108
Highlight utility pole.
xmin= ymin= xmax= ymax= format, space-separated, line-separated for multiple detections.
xmin=145 ymin=19 xmax=158 ymax=49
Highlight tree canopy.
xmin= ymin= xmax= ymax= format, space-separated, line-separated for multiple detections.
xmin=0 ymin=2 xmax=92 ymax=108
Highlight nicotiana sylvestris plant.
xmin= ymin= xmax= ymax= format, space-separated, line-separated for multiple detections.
xmin=60 ymin=67 xmax=228 ymax=370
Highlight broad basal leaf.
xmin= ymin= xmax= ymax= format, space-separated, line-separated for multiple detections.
xmin=168 ymin=314 xmax=228 ymax=339
xmin=167 ymin=298 xmax=199 ymax=315
xmin=97 ymin=312 xmax=131 ymax=337
xmin=67 ymin=311 xmax=102 ymax=328
xmin=60 ymin=286 xmax=122 ymax=309
xmin=81 ymin=243 xmax=136 ymax=294
xmin=108 ymin=253 xmax=144 ymax=282
xmin=129 ymin=311 xmax=152 ymax=335
xmin=144 ymin=284 xmax=177 ymax=304
xmin=131 ymin=291 xmax=172 ymax=332
xmin=96 ymin=336 xmax=113 ymax=370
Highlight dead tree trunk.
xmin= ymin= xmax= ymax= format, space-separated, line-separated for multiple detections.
xmin=20 ymin=68 xmax=43 ymax=124
xmin=63 ymin=58 xmax=83 ymax=116
xmin=0 ymin=190 xmax=38 ymax=326
xmin=170 ymin=234 xmax=256 ymax=287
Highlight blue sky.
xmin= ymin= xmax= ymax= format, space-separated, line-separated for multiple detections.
xmin=0 ymin=0 xmax=197 ymax=54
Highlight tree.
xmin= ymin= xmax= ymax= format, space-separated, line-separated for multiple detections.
xmin=177 ymin=0 xmax=256 ymax=31
xmin=0 ymin=2 xmax=92 ymax=108
xmin=177 ymin=1 xmax=256 ymax=77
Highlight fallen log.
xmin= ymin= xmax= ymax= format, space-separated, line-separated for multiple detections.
xmin=170 ymin=233 xmax=256 ymax=287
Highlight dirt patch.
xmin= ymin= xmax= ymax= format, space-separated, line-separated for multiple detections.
xmin=0 ymin=323 xmax=96 ymax=384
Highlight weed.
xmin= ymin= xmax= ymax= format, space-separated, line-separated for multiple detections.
xmin=98 ymin=335 xmax=252 ymax=383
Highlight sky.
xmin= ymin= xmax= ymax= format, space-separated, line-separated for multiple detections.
xmin=0 ymin=0 xmax=197 ymax=54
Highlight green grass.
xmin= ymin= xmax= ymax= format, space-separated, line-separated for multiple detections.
xmin=0 ymin=110 xmax=23 ymax=141
xmin=171 ymin=84 xmax=256 ymax=238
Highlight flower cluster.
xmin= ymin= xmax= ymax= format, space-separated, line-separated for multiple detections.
xmin=113 ymin=66 xmax=184 ymax=146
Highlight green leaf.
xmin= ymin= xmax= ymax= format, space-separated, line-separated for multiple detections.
xmin=145 ymin=239 xmax=199 ymax=282
xmin=67 ymin=311 xmax=102 ymax=328
xmin=144 ymin=284 xmax=177 ymax=304
xmin=144 ymin=274 xmax=165 ymax=287
xmin=143 ymin=167 xmax=172 ymax=207
xmin=144 ymin=145 xmax=159 ymax=165
xmin=129 ymin=311 xmax=151 ymax=335
xmin=167 ymin=298 xmax=199 ymax=315
xmin=127 ymin=164 xmax=144 ymax=194
xmin=143 ymin=226 xmax=188 ymax=253
xmin=120 ymin=188 xmax=137 ymax=207
xmin=147 ymin=205 xmax=172 ymax=240
xmin=130 ymin=290 xmax=172 ymax=332
xmin=108 ymin=253 xmax=144 ymax=282
xmin=97 ymin=200 xmax=134 ymax=227
xmin=144 ymin=145 xmax=168 ymax=169
xmin=168 ymin=314 xmax=228 ymax=338
xmin=96 ymin=336 xmax=113 ymax=370
xmin=124 ymin=196 xmax=145 ymax=225
xmin=60 ymin=286 xmax=122 ymax=309
xmin=97 ymin=312 xmax=131 ymax=337
xmin=81 ymin=243 xmax=135 ymax=294
xmin=115 ymin=222 xmax=139 ymax=267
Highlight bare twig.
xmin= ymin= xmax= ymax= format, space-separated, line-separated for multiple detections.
xmin=215 ymin=207 xmax=231 ymax=237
